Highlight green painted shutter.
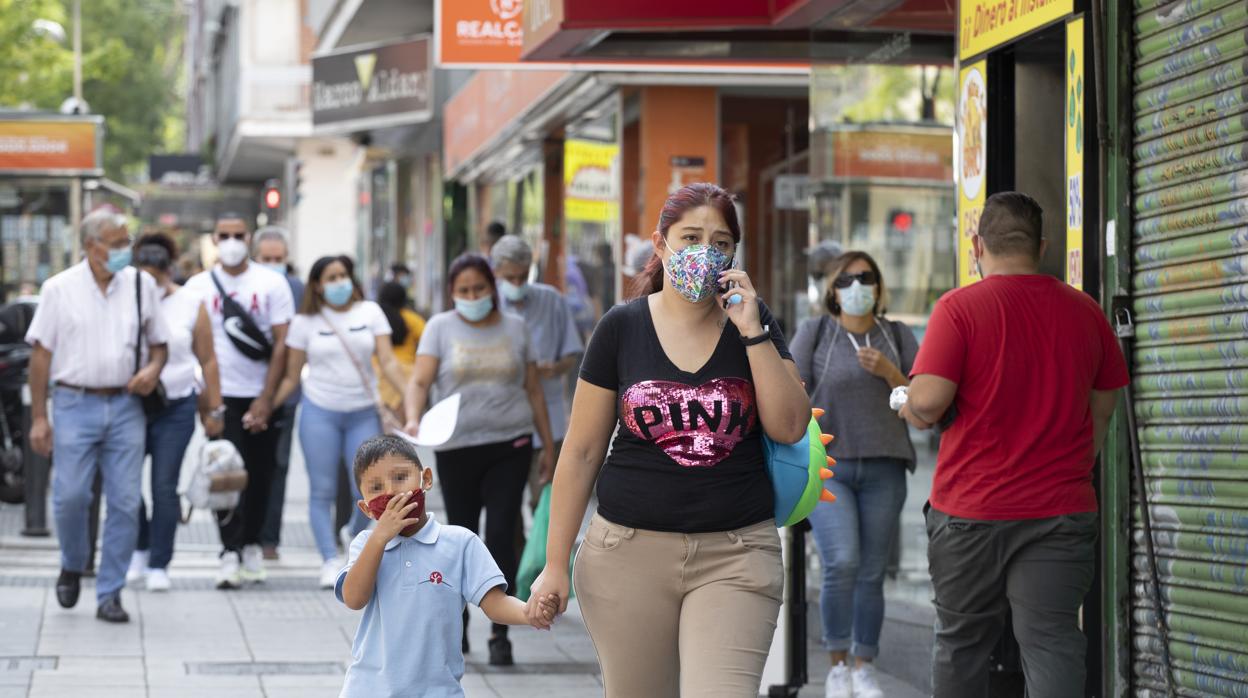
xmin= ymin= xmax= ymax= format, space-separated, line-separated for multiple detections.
xmin=1131 ymin=0 xmax=1248 ymax=695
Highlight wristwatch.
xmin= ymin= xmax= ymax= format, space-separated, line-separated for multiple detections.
xmin=741 ymin=326 xmax=771 ymax=346
xmin=207 ymin=404 xmax=227 ymax=420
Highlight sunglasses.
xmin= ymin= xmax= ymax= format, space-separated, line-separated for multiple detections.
xmin=833 ymin=271 xmax=878 ymax=288
xmin=216 ymin=232 xmax=247 ymax=241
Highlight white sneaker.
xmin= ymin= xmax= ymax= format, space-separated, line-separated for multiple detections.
xmin=824 ymin=663 xmax=852 ymax=698
xmin=319 ymin=559 xmax=341 ymax=590
xmin=145 ymin=568 xmax=171 ymax=592
xmin=240 ymin=544 xmax=266 ymax=583
xmin=216 ymin=552 xmax=242 ymax=590
xmin=126 ymin=550 xmax=148 ymax=585
xmin=852 ymin=663 xmax=884 ymax=698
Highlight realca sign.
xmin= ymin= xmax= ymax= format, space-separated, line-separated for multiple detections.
xmin=313 ymin=37 xmax=432 ymax=133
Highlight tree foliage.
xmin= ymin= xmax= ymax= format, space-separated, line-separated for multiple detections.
xmin=0 ymin=0 xmax=185 ymax=181
xmin=814 ymin=65 xmax=957 ymax=126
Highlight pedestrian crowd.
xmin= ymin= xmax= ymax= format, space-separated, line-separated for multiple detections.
xmin=23 ymin=184 xmax=1126 ymax=698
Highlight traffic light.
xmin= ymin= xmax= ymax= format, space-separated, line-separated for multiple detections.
xmin=292 ymin=160 xmax=304 ymax=207
xmin=262 ymin=179 xmax=282 ymax=212
xmin=886 ymin=208 xmax=914 ymax=236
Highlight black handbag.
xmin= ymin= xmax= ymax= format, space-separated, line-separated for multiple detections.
xmin=135 ymin=270 xmax=170 ymax=417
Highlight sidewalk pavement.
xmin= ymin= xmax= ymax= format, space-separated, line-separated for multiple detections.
xmin=0 ymin=423 xmax=929 ymax=697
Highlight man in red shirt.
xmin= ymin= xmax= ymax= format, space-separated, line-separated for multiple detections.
xmin=900 ymin=192 xmax=1128 ymax=698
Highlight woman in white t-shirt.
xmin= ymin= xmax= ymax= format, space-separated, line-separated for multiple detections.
xmin=129 ymin=233 xmax=226 ymax=592
xmin=273 ymin=255 xmax=407 ymax=587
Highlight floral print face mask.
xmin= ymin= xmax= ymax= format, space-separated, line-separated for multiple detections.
xmin=663 ymin=243 xmax=732 ymax=304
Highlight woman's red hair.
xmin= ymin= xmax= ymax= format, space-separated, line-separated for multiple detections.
xmin=630 ymin=183 xmax=741 ymax=298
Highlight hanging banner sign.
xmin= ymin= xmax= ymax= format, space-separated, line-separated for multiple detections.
xmin=959 ymin=0 xmax=1074 ymax=60
xmin=958 ymin=59 xmax=988 ymax=288
xmin=564 ymin=138 xmax=620 ymax=223
xmin=1065 ymin=16 xmax=1084 ymax=289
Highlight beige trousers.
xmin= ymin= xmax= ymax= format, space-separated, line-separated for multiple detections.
xmin=573 ymin=513 xmax=784 ymax=698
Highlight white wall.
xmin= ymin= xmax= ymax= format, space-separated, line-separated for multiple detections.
xmin=291 ymin=137 xmax=362 ymax=279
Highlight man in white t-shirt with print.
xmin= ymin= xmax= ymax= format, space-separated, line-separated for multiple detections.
xmin=184 ymin=213 xmax=295 ymax=588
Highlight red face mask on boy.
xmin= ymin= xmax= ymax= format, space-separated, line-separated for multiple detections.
xmin=366 ymin=490 xmax=425 ymax=537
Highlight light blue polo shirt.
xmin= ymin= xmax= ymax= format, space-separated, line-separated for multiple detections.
xmin=335 ymin=515 xmax=506 ymax=698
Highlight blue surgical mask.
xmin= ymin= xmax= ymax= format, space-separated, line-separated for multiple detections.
xmin=262 ymin=262 xmax=287 ymax=276
xmin=106 ymin=247 xmax=132 ymax=274
xmin=838 ymin=281 xmax=876 ymax=317
xmin=323 ymin=279 xmax=354 ymax=307
xmin=454 ymin=295 xmax=494 ymax=322
xmin=498 ymin=279 xmax=528 ymax=302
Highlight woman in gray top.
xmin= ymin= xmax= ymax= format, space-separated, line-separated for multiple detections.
xmin=404 ymin=253 xmax=555 ymax=667
xmin=789 ymin=250 xmax=918 ymax=698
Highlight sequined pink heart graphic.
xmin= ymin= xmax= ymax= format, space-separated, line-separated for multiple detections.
xmin=620 ymin=378 xmax=756 ymax=467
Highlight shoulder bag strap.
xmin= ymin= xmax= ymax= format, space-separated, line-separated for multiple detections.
xmin=808 ymin=315 xmax=829 ymax=391
xmin=888 ymin=318 xmax=905 ymax=368
xmin=134 ymin=270 xmax=143 ymax=374
xmin=320 ymin=310 xmax=387 ymax=413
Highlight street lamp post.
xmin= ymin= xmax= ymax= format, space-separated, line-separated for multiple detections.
xmin=33 ymin=3 xmax=87 ymax=259
xmin=70 ymin=0 xmax=83 ymax=261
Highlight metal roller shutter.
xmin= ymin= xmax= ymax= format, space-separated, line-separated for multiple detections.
xmin=1131 ymin=0 xmax=1248 ymax=695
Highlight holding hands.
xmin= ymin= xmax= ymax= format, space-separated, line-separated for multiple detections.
xmin=525 ymin=565 xmax=571 ymax=630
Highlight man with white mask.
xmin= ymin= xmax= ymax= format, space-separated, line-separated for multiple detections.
xmin=185 ymin=213 xmax=294 ymax=588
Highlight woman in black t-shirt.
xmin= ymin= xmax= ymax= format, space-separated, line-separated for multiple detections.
xmin=526 ymin=183 xmax=811 ymax=697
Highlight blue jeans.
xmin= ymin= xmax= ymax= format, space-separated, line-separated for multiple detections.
xmin=136 ymin=394 xmax=198 ymax=569
xmin=807 ymin=457 xmax=908 ymax=659
xmin=51 ymin=387 xmax=146 ymax=603
xmin=298 ymin=399 xmax=377 ymax=561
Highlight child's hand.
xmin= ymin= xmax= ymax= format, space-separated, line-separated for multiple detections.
xmin=373 ymin=491 xmax=422 ymax=543
xmin=530 ymin=593 xmax=560 ymax=630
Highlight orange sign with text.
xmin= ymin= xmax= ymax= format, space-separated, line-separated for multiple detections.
xmin=437 ymin=0 xmax=526 ymax=66
xmin=831 ymin=129 xmax=953 ymax=182
xmin=0 ymin=120 xmax=100 ymax=174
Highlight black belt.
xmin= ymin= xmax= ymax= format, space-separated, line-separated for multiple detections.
xmin=55 ymin=382 xmax=127 ymax=396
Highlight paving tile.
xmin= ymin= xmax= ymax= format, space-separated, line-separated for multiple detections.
xmin=30 ymin=656 xmax=145 ymax=687
xmin=0 ymin=588 xmax=45 ymax=656
xmin=37 ymin=589 xmax=142 ymax=658
xmin=483 ymin=673 xmax=602 ymax=697
xmin=260 ymin=673 xmax=346 ymax=689
xmin=0 ymin=687 xmax=28 ymax=698
xmin=145 ymin=659 xmax=263 ymax=689
xmin=149 ymin=688 xmax=265 ymax=698
xmin=28 ymin=686 xmax=145 ymax=698
xmin=462 ymin=673 xmax=498 ymax=697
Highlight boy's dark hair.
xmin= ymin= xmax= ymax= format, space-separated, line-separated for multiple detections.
xmin=353 ymin=435 xmax=423 ymax=488
xmin=979 ymin=191 xmax=1044 ymax=259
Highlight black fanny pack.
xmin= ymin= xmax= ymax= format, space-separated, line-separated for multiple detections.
xmin=211 ymin=270 xmax=273 ymax=361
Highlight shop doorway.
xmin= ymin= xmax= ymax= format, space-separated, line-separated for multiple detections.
xmin=991 ymin=25 xmax=1069 ymax=280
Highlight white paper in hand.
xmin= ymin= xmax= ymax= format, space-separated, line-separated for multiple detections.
xmin=398 ymin=393 xmax=460 ymax=447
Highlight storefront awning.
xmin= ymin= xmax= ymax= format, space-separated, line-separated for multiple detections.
xmin=521 ymin=0 xmax=955 ymax=62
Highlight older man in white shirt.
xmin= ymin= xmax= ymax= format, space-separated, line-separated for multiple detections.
xmin=26 ymin=208 xmax=169 ymax=624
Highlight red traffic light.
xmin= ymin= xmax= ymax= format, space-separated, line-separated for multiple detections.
xmin=264 ymin=187 xmax=281 ymax=209
xmin=889 ymin=210 xmax=913 ymax=233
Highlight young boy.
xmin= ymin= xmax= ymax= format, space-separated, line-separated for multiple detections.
xmin=336 ymin=435 xmax=557 ymax=697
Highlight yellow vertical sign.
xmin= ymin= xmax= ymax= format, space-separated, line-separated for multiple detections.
xmin=1065 ymin=17 xmax=1084 ymax=289
xmin=958 ymin=59 xmax=987 ymax=287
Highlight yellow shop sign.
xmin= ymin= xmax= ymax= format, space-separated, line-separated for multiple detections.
xmin=959 ymin=0 xmax=1074 ymax=60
